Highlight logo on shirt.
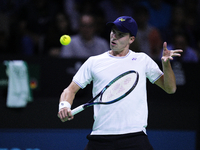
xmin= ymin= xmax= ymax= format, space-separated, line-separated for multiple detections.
xmin=132 ymin=58 xmax=137 ymax=60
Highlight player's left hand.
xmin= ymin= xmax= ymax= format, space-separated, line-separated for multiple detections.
xmin=161 ymin=42 xmax=183 ymax=62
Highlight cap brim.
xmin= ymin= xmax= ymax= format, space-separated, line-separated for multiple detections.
xmin=106 ymin=22 xmax=114 ymax=28
xmin=106 ymin=22 xmax=130 ymax=34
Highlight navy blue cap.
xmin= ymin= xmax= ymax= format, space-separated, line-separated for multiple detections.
xmin=107 ymin=16 xmax=138 ymax=37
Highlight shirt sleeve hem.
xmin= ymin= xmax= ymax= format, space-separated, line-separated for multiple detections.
xmin=152 ymin=73 xmax=163 ymax=84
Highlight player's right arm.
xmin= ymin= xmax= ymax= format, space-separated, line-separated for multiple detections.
xmin=58 ymin=81 xmax=80 ymax=122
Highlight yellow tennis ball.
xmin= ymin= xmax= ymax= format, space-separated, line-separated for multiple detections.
xmin=60 ymin=35 xmax=71 ymax=45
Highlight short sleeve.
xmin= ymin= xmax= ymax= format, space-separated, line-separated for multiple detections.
xmin=72 ymin=57 xmax=93 ymax=88
xmin=145 ymin=55 xmax=163 ymax=83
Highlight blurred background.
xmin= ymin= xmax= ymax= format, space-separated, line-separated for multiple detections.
xmin=0 ymin=0 xmax=199 ymax=149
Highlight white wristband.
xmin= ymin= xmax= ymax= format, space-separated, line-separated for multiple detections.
xmin=59 ymin=101 xmax=71 ymax=111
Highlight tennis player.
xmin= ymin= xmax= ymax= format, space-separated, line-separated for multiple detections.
xmin=58 ymin=16 xmax=182 ymax=150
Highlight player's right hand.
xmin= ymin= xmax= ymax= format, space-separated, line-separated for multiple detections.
xmin=58 ymin=107 xmax=74 ymax=122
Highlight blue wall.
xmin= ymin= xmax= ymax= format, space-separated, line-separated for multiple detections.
xmin=0 ymin=129 xmax=196 ymax=150
xmin=148 ymin=130 xmax=196 ymax=150
xmin=0 ymin=129 xmax=90 ymax=150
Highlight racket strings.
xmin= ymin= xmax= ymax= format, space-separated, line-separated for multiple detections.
xmin=71 ymin=70 xmax=139 ymax=116
xmin=102 ymin=73 xmax=136 ymax=102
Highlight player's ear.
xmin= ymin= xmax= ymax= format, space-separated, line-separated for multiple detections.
xmin=129 ymin=36 xmax=135 ymax=44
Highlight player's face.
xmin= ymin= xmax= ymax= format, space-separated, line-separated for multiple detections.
xmin=110 ymin=26 xmax=134 ymax=53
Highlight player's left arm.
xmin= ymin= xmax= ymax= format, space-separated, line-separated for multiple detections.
xmin=155 ymin=42 xmax=183 ymax=94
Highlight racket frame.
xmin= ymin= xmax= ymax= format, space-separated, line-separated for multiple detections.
xmin=71 ymin=70 xmax=139 ymax=115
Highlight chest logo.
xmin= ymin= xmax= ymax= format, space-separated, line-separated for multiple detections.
xmin=132 ymin=58 xmax=137 ymax=60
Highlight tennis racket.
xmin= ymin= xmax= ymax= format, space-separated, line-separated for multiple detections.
xmin=71 ymin=70 xmax=139 ymax=116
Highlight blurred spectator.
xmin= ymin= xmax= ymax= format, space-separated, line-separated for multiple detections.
xmin=16 ymin=0 xmax=59 ymax=56
xmin=140 ymin=0 xmax=172 ymax=31
xmin=80 ymin=0 xmax=110 ymax=41
xmin=179 ymin=0 xmax=200 ymax=49
xmin=184 ymin=10 xmax=199 ymax=48
xmin=161 ymin=4 xmax=199 ymax=50
xmin=197 ymin=39 xmax=200 ymax=59
xmin=0 ymin=14 xmax=9 ymax=55
xmin=162 ymin=32 xmax=199 ymax=63
xmin=0 ymin=0 xmax=30 ymax=55
xmin=0 ymin=30 xmax=8 ymax=55
xmin=133 ymin=5 xmax=163 ymax=60
xmin=0 ymin=0 xmax=29 ymax=16
xmin=77 ymin=0 xmax=109 ymax=41
xmin=195 ymin=31 xmax=200 ymax=59
xmin=64 ymin=0 xmax=81 ymax=33
xmin=161 ymin=5 xmax=186 ymax=44
xmin=60 ymin=13 xmax=109 ymax=58
xmin=94 ymin=11 xmax=110 ymax=42
xmin=64 ymin=0 xmax=103 ymax=34
xmin=43 ymin=12 xmax=74 ymax=57
xmin=0 ymin=13 xmax=10 ymax=37
xmin=198 ymin=0 xmax=200 ymax=17
xmin=99 ymin=0 xmax=133 ymax=23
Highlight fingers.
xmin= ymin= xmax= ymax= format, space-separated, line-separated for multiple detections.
xmin=161 ymin=56 xmax=173 ymax=62
xmin=174 ymin=49 xmax=183 ymax=52
xmin=58 ymin=108 xmax=74 ymax=122
xmin=173 ymin=49 xmax=183 ymax=54
xmin=163 ymin=42 xmax=167 ymax=50
xmin=163 ymin=42 xmax=183 ymax=54
xmin=161 ymin=57 xmax=167 ymax=62
xmin=171 ymin=49 xmax=183 ymax=57
xmin=162 ymin=42 xmax=183 ymax=62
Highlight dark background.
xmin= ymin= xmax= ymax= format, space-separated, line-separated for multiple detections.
xmin=0 ymin=56 xmax=199 ymax=148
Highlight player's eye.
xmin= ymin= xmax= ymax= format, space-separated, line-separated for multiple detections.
xmin=118 ymin=33 xmax=124 ymax=37
xmin=111 ymin=29 xmax=126 ymax=39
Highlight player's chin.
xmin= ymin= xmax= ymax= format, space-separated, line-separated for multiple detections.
xmin=110 ymin=45 xmax=117 ymax=51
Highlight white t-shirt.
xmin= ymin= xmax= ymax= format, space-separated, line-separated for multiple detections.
xmin=73 ymin=50 xmax=163 ymax=135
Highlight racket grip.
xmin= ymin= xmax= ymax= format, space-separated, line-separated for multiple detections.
xmin=71 ymin=105 xmax=84 ymax=116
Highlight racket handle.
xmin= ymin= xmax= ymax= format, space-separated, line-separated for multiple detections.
xmin=71 ymin=104 xmax=84 ymax=116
